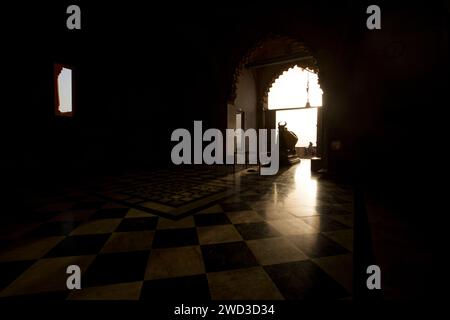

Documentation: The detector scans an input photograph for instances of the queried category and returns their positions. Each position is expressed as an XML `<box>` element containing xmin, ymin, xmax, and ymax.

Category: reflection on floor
<box><xmin>0</xmin><ymin>160</ymin><xmax>353</xmax><ymax>300</ymax></box>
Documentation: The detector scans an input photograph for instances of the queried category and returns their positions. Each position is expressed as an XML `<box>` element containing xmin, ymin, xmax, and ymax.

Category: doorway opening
<box><xmin>268</xmin><ymin>65</ymin><xmax>323</xmax><ymax>158</ymax></box>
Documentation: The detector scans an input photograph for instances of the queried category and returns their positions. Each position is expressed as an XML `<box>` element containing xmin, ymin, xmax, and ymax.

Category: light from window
<box><xmin>236</xmin><ymin>113</ymin><xmax>243</xmax><ymax>150</ymax></box>
<box><xmin>55</xmin><ymin>66</ymin><xmax>73</xmax><ymax>115</ymax></box>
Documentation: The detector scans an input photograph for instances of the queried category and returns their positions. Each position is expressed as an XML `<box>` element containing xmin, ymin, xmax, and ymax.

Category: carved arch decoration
<box><xmin>260</xmin><ymin>63</ymin><xmax>322</xmax><ymax>108</ymax></box>
<box><xmin>228</xmin><ymin>33</ymin><xmax>322</xmax><ymax>104</ymax></box>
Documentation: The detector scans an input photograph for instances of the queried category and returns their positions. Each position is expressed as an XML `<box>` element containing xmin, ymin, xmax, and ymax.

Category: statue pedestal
<box><xmin>281</xmin><ymin>154</ymin><xmax>301</xmax><ymax>166</ymax></box>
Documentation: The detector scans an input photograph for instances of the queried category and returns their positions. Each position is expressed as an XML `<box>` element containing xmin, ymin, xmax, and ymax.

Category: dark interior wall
<box><xmin>338</xmin><ymin>4</ymin><xmax>448</xmax><ymax>195</ymax></box>
<box><xmin>234</xmin><ymin>69</ymin><xmax>257</xmax><ymax>130</ymax></box>
<box><xmin>3</xmin><ymin>2</ymin><xmax>448</xmax><ymax>187</ymax></box>
<box><xmin>4</xmin><ymin>3</ymin><xmax>225</xmax><ymax>173</ymax></box>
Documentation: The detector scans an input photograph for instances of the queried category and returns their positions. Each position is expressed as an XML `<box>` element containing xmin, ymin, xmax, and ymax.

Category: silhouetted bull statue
<box><xmin>278</xmin><ymin>121</ymin><xmax>301</xmax><ymax>165</ymax></box>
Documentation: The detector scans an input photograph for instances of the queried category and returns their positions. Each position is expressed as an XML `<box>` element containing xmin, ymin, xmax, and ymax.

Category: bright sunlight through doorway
<box><xmin>268</xmin><ymin>66</ymin><xmax>322</xmax><ymax>148</ymax></box>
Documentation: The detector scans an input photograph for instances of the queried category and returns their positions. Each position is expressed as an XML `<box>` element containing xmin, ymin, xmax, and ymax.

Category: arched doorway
<box><xmin>268</xmin><ymin>65</ymin><xmax>323</xmax><ymax>158</ymax></box>
<box><xmin>228</xmin><ymin>35</ymin><xmax>325</xmax><ymax>164</ymax></box>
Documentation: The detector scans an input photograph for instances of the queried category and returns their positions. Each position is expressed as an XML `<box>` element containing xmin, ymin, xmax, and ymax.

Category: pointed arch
<box><xmin>228</xmin><ymin>34</ymin><xmax>321</xmax><ymax>104</ymax></box>
<box><xmin>267</xmin><ymin>65</ymin><xmax>323</xmax><ymax>109</ymax></box>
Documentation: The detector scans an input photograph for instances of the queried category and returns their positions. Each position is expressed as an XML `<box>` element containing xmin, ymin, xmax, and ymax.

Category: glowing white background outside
<box><xmin>268</xmin><ymin>66</ymin><xmax>322</xmax><ymax>147</ymax></box>
<box><xmin>57</xmin><ymin>67</ymin><xmax>72</xmax><ymax>113</ymax></box>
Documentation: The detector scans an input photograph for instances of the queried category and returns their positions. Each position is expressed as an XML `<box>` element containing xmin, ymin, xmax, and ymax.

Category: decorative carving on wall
<box><xmin>229</xmin><ymin>34</ymin><xmax>321</xmax><ymax>104</ymax></box>
<box><xmin>260</xmin><ymin>62</ymin><xmax>319</xmax><ymax>108</ymax></box>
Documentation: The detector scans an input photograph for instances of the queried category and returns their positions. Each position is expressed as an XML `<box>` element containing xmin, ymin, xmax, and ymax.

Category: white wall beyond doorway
<box><xmin>276</xmin><ymin>108</ymin><xmax>317</xmax><ymax>147</ymax></box>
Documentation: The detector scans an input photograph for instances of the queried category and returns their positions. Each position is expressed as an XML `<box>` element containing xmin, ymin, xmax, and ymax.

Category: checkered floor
<box><xmin>0</xmin><ymin>160</ymin><xmax>354</xmax><ymax>300</ymax></box>
<box><xmin>93</xmin><ymin>166</ymin><xmax>240</xmax><ymax>219</ymax></box>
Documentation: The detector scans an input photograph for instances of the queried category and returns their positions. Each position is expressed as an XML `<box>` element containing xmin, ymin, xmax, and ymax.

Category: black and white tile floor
<box><xmin>0</xmin><ymin>160</ymin><xmax>353</xmax><ymax>300</ymax></box>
